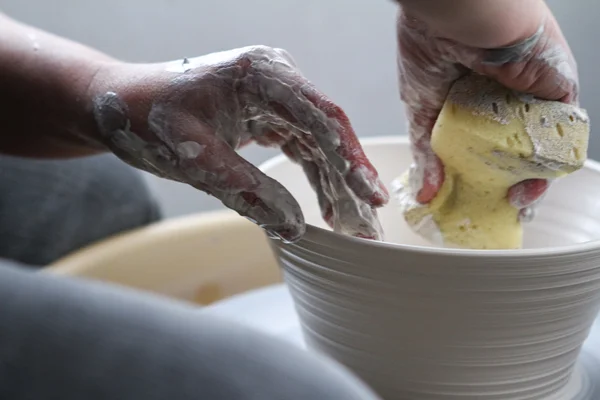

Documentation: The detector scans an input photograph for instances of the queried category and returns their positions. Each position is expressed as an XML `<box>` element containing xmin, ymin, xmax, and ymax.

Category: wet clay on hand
<box><xmin>395</xmin><ymin>74</ymin><xmax>590</xmax><ymax>249</ymax></box>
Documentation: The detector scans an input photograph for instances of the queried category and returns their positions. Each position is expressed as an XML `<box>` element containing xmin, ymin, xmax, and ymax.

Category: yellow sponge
<box><xmin>398</xmin><ymin>74</ymin><xmax>590</xmax><ymax>249</ymax></box>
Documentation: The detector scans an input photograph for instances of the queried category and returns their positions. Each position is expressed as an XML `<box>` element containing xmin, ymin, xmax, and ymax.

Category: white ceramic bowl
<box><xmin>260</xmin><ymin>136</ymin><xmax>600</xmax><ymax>400</ymax></box>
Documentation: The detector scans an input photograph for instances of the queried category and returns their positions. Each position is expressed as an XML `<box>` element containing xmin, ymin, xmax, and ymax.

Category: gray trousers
<box><xmin>0</xmin><ymin>155</ymin><xmax>379</xmax><ymax>399</ymax></box>
<box><xmin>0</xmin><ymin>154</ymin><xmax>161</xmax><ymax>267</ymax></box>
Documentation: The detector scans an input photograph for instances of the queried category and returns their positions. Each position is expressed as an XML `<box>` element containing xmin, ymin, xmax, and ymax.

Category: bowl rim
<box><xmin>259</xmin><ymin>135</ymin><xmax>600</xmax><ymax>258</ymax></box>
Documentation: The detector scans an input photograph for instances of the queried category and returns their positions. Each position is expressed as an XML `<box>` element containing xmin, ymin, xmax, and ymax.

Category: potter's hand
<box><xmin>90</xmin><ymin>46</ymin><xmax>388</xmax><ymax>242</ymax></box>
<box><xmin>396</xmin><ymin>0</ymin><xmax>577</xmax><ymax>219</ymax></box>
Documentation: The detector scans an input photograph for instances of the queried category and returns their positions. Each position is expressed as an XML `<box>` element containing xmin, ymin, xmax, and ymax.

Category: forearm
<box><xmin>0</xmin><ymin>13</ymin><xmax>116</xmax><ymax>157</ymax></box>
<box><xmin>396</xmin><ymin>0</ymin><xmax>546</xmax><ymax>48</ymax></box>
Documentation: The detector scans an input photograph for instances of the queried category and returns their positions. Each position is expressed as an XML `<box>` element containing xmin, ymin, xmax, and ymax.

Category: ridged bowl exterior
<box><xmin>262</xmin><ymin>137</ymin><xmax>600</xmax><ymax>400</ymax></box>
<box><xmin>273</xmin><ymin>237</ymin><xmax>600</xmax><ymax>399</ymax></box>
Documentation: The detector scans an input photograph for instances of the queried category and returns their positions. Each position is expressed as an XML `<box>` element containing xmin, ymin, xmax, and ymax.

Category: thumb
<box><xmin>160</xmin><ymin>115</ymin><xmax>306</xmax><ymax>243</ymax></box>
<box><xmin>189</xmin><ymin>142</ymin><xmax>306</xmax><ymax>243</ymax></box>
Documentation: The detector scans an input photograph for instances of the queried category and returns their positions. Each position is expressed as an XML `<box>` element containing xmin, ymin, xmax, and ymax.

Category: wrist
<box><xmin>399</xmin><ymin>0</ymin><xmax>547</xmax><ymax>48</ymax></box>
<box><xmin>86</xmin><ymin>61</ymin><xmax>167</xmax><ymax>146</ymax></box>
<box><xmin>84</xmin><ymin>60</ymin><xmax>128</xmax><ymax>145</ymax></box>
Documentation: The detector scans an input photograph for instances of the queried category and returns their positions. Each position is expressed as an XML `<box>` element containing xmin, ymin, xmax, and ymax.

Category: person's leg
<box><xmin>0</xmin><ymin>261</ymin><xmax>380</xmax><ymax>400</ymax></box>
<box><xmin>0</xmin><ymin>154</ymin><xmax>161</xmax><ymax>266</ymax></box>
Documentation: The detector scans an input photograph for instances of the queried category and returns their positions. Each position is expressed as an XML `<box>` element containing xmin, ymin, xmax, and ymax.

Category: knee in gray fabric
<box><xmin>0</xmin><ymin>154</ymin><xmax>162</xmax><ymax>266</ymax></box>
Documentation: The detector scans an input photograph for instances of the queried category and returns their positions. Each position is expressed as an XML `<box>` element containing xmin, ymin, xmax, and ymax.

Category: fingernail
<box><xmin>373</xmin><ymin>180</ymin><xmax>390</xmax><ymax>205</ymax></box>
<box><xmin>416</xmin><ymin>183</ymin><xmax>437</xmax><ymax>204</ymax></box>
<box><xmin>263</xmin><ymin>223</ymin><xmax>305</xmax><ymax>244</ymax></box>
<box><xmin>508</xmin><ymin>179</ymin><xmax>548</xmax><ymax>208</ymax></box>
<box><xmin>246</xmin><ymin>216</ymin><xmax>300</xmax><ymax>242</ymax></box>
<box><xmin>355</xmin><ymin>233</ymin><xmax>376</xmax><ymax>240</ymax></box>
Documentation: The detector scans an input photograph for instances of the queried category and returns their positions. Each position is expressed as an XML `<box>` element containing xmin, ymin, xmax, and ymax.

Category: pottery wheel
<box><xmin>202</xmin><ymin>284</ymin><xmax>600</xmax><ymax>400</ymax></box>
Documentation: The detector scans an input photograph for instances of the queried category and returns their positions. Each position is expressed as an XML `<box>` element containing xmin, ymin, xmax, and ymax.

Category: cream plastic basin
<box><xmin>47</xmin><ymin>210</ymin><xmax>281</xmax><ymax>305</ymax></box>
<box><xmin>260</xmin><ymin>136</ymin><xmax>600</xmax><ymax>400</ymax></box>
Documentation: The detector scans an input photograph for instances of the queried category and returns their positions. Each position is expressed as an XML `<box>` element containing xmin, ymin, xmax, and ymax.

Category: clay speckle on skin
<box><xmin>177</xmin><ymin>141</ymin><xmax>204</xmax><ymax>159</ymax></box>
<box><xmin>27</xmin><ymin>32</ymin><xmax>39</xmax><ymax>51</ymax></box>
<box><xmin>93</xmin><ymin>92</ymin><xmax>175</xmax><ymax>178</ymax></box>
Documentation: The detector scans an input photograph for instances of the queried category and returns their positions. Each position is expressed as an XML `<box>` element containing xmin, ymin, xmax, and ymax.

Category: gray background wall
<box><xmin>2</xmin><ymin>0</ymin><xmax>595</xmax><ymax>217</ymax></box>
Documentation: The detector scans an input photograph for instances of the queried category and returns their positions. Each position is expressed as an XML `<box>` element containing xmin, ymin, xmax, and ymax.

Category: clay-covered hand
<box><xmin>89</xmin><ymin>46</ymin><xmax>388</xmax><ymax>242</ymax></box>
<box><xmin>396</xmin><ymin>1</ymin><xmax>577</xmax><ymax>220</ymax></box>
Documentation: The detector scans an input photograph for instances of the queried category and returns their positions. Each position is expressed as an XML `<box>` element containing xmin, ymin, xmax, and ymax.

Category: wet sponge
<box><xmin>397</xmin><ymin>74</ymin><xmax>590</xmax><ymax>249</ymax></box>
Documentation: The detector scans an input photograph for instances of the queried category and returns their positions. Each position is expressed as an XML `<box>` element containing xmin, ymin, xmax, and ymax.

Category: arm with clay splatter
<box><xmin>0</xmin><ymin>13</ymin><xmax>388</xmax><ymax>242</ymax></box>
<box><xmin>394</xmin><ymin>0</ymin><xmax>578</xmax><ymax>219</ymax></box>
<box><xmin>0</xmin><ymin>12</ymin><xmax>115</xmax><ymax>157</ymax></box>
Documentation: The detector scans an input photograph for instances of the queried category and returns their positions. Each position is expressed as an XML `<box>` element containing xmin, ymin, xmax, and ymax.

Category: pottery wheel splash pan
<box><xmin>259</xmin><ymin>136</ymin><xmax>600</xmax><ymax>400</ymax></box>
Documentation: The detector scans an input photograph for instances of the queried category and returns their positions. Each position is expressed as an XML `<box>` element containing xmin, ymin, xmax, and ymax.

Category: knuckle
<box><xmin>243</xmin><ymin>45</ymin><xmax>277</xmax><ymax>63</ymax></box>
<box><xmin>273</xmin><ymin>48</ymin><xmax>297</xmax><ymax>67</ymax></box>
<box><xmin>242</xmin><ymin>45</ymin><xmax>296</xmax><ymax>73</ymax></box>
